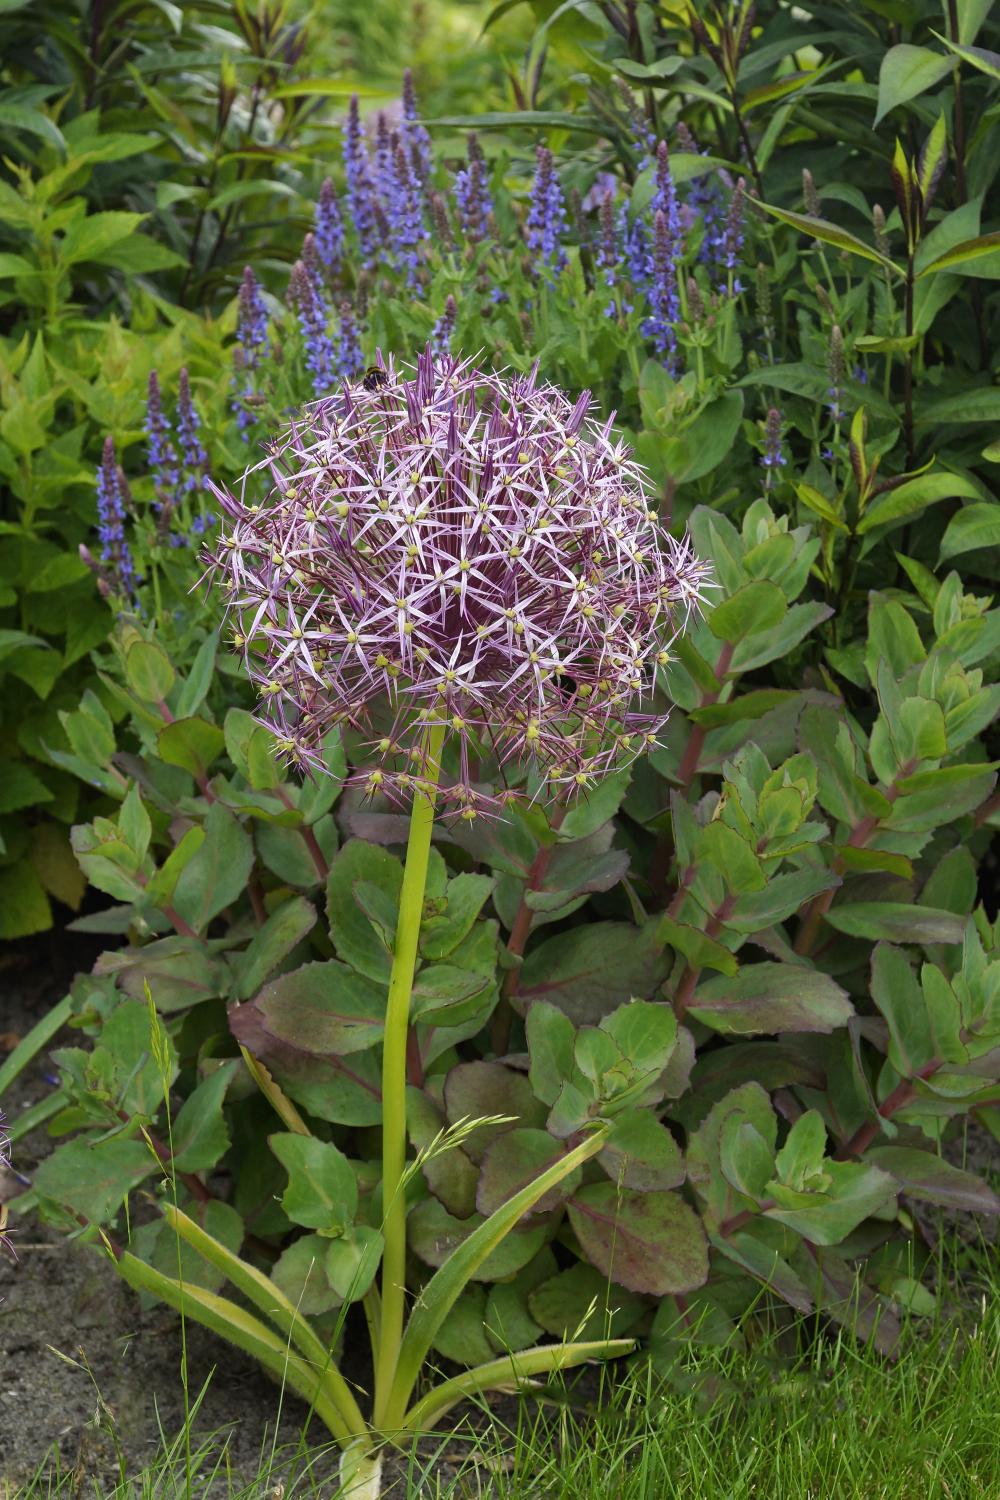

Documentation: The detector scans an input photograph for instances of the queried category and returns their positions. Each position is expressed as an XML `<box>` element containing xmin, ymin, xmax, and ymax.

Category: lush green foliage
<box><xmin>3</xmin><ymin>0</ymin><xmax>1000</xmax><ymax>1472</ymax></box>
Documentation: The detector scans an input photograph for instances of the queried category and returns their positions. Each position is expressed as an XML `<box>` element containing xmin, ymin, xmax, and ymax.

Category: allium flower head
<box><xmin>206</xmin><ymin>350</ymin><xmax>710</xmax><ymax>816</ymax></box>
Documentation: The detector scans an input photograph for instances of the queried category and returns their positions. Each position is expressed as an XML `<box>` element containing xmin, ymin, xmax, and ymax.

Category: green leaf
<box><xmin>477</xmin><ymin>1128</ymin><xmax>582</xmax><ymax>1218</ymax></box>
<box><xmin>230</xmin><ymin>960</ymin><xmax>386</xmax><ymax>1058</ymax></box>
<box><xmin>115</xmin><ymin>1252</ymin><xmax>353</xmax><ymax>1443</ymax></box>
<box><xmin>875</xmin><ymin>45</ymin><xmax>951</xmax><ymax>124</ymax></box>
<box><xmin>325</xmin><ymin>838</ymin><xmax>402</xmax><ymax>981</ymax></box>
<box><xmin>597</xmin><ymin>1111</ymin><xmax>685</xmax><ymax>1192</ymax></box>
<box><xmin>567</xmin><ymin>1185</ymin><xmax>709</xmax><ymax>1296</ymax></box>
<box><xmin>600</xmin><ymin>999</ymin><xmax>677</xmax><ymax>1083</ymax></box>
<box><xmin>657</xmin><ymin>915</ymin><xmax>738</xmax><ymax>976</ymax></box>
<box><xmin>730</xmin><ymin>602</ymin><xmax>834</xmax><ymax>673</ymax></box>
<box><xmin>795</xmin><ymin>483</ymin><xmax>849</xmax><ymax>532</ymax></box>
<box><xmin>917</xmin><ymin>229</ymin><xmax>1000</xmax><ymax>278</ymax></box>
<box><xmin>444</xmin><ymin>1061</ymin><xmax>546</xmax><ymax>1162</ymax></box>
<box><xmin>765</xmin><ymin>1160</ymin><xmax>897</xmax><ymax>1244</ymax></box>
<box><xmin>940</xmin><ymin>503</ymin><xmax>1000</xmax><ymax>561</ymax></box>
<box><xmin>823</xmin><ymin>903</ymin><xmax>966</xmax><ymax>945</ymax></box>
<box><xmin>517</xmin><ymin>921</ymin><xmax>668</xmax><ymax>1026</ymax></box>
<box><xmin>871</xmin><ymin>944</ymin><xmax>963</xmax><ymax>1079</ymax></box>
<box><xmin>408</xmin><ymin>1197</ymin><xmax>548</xmax><ymax>1281</ymax></box>
<box><xmin>526</xmin><ymin>1001</ymin><xmax>577</xmax><ymax>1107</ymax></box>
<box><xmin>172</xmin><ymin>1062</ymin><xmax>238</xmax><ymax>1172</ymax></box>
<box><xmin>34</xmin><ymin>1138</ymin><xmax>155</xmax><ymax>1221</ymax></box>
<box><xmin>934</xmin><ymin>33</ymin><xmax>1000</xmax><ymax>81</ymax></box>
<box><xmin>867</xmin><ymin>1146</ymin><xmax>1000</xmax><ymax>1211</ymax></box>
<box><xmin>528</xmin><ymin>1263</ymin><xmax>645</xmax><ymax>1341</ymax></box>
<box><xmin>708</xmin><ymin>581</ymin><xmax>786</xmax><ymax>644</ymax></box>
<box><xmin>175</xmin><ymin>632</ymin><xmax>219</xmax><ymax>718</ymax></box>
<box><xmin>420</xmin><ymin>873</ymin><xmax>494</xmax><ymax>960</ymax></box>
<box><xmin>157</xmin><ymin>717</ymin><xmax>225</xmax><ymax>781</ymax></box>
<box><xmin>325</xmin><ymin>1225</ymin><xmax>383</xmax><ymax>1302</ymax></box>
<box><xmin>172</xmin><ymin>803</ymin><xmax>253</xmax><ymax>933</ymax></box>
<box><xmin>271</xmin><ymin>1234</ymin><xmax>341</xmax><ymax>1316</ymax></box>
<box><xmin>0</xmin><ymin>760</ymin><xmax>54</xmax><ymax>814</ymax></box>
<box><xmin>753</xmin><ymin>202</ymin><xmax>899</xmax><ymax>274</ymax></box>
<box><xmin>126</xmin><ymin>640</ymin><xmax>176</xmax><ymax>703</ymax></box>
<box><xmin>858</xmin><ymin>472</ymin><xmax>982</xmax><ymax>534</ymax></box>
<box><xmin>59</xmin><ymin>211</ymin><xmax>147</xmax><ymax>266</ymax></box>
<box><xmin>232</xmin><ymin>897</ymin><xmax>317</xmax><ymax>1000</ymax></box>
<box><xmin>270</xmin><ymin>1132</ymin><xmax>357</xmax><ymax>1235</ymax></box>
<box><xmin>688</xmin><ymin>964</ymin><xmax>854</xmax><ymax>1035</ymax></box>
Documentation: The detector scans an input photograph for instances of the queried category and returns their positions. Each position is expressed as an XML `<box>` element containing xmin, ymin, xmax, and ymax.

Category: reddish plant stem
<box><xmin>649</xmin><ymin>641</ymin><xmax>736</xmax><ymax>906</ymax></box>
<box><xmin>835</xmin><ymin>1057</ymin><xmax>942</xmax><ymax>1161</ymax></box>
<box><xmin>675</xmin><ymin>641</ymin><xmax>735</xmax><ymax>791</ymax></box>
<box><xmin>161</xmin><ymin>903</ymin><xmax>199</xmax><ymax>939</ymax></box>
<box><xmin>275</xmin><ymin>786</ymin><xmax>330</xmax><ymax>882</ymax></box>
<box><xmin>671</xmin><ymin>894</ymin><xmax>736</xmax><ymax>1020</ymax></box>
<box><xmin>132</xmin><ymin>1117</ymin><xmax>212</xmax><ymax>1204</ymax></box>
<box><xmin>719</xmin><ymin>1198</ymin><xmax>776</xmax><ymax>1239</ymax></box>
<box><xmin>793</xmin><ymin>771</ymin><xmax>911</xmax><ymax>957</ymax></box>
<box><xmin>247</xmin><ymin>874</ymin><xmax>267</xmax><ymax>925</ymax></box>
<box><xmin>491</xmin><ymin>806</ymin><xmax>567</xmax><ymax>1054</ymax></box>
<box><xmin>974</xmin><ymin>784</ymin><xmax>1000</xmax><ymax>829</ymax></box>
<box><xmin>406</xmin><ymin>1028</ymin><xmax>425</xmax><ymax>1088</ymax></box>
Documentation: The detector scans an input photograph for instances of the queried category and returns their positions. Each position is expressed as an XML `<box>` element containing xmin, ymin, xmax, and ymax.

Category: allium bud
<box><xmin>205</xmin><ymin>350</ymin><xmax>711</xmax><ymax>815</ymax></box>
<box><xmin>873</xmin><ymin>203</ymin><xmax>890</xmax><ymax>258</ymax></box>
<box><xmin>802</xmin><ymin>168</ymin><xmax>821</xmax><ymax>218</ymax></box>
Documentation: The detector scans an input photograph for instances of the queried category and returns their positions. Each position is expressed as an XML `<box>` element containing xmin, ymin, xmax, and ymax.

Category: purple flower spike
<box><xmin>146</xmin><ymin>370</ymin><xmax>179</xmax><ymax>502</ymax></box>
<box><xmin>336</xmin><ymin>299</ymin><xmax>364</xmax><ymax>380</ymax></box>
<box><xmin>178</xmin><ymin>368</ymin><xmax>208</xmax><ymax>492</ymax></box>
<box><xmin>431</xmin><ymin>294</ymin><xmax>457</xmax><ymax>354</ymax></box>
<box><xmin>643</xmin><ymin>209</ymin><xmax>681</xmax><ymax>370</ymax></box>
<box><xmin>205</xmin><ymin>350</ymin><xmax>711</xmax><ymax>818</ymax></box>
<box><xmin>388</xmin><ymin>140</ymin><xmax>426</xmax><ymax>285</ymax></box>
<box><xmin>374</xmin><ymin>113</ymin><xmax>394</xmax><ymax>202</ymax></box>
<box><xmin>315</xmin><ymin>179</ymin><xmax>344</xmax><ymax>273</ymax></box>
<box><xmin>760</xmin><ymin>407</ymin><xmax>787</xmax><ymax>489</ymax></box>
<box><xmin>233</xmin><ymin>267</ymin><xmax>269</xmax><ymax>437</ymax></box>
<box><xmin>721</xmin><ymin>177</ymin><xmax>745</xmax><ymax>292</ymax></box>
<box><xmin>454</xmin><ymin>135</ymin><xmax>493</xmax><ymax>244</ymax></box>
<box><xmin>526</xmin><ymin>144</ymin><xmax>567</xmax><ymax>278</ymax></box>
<box><xmin>402</xmin><ymin>69</ymin><xmax>432</xmax><ymax>183</ymax></box>
<box><xmin>290</xmin><ymin>260</ymin><xmax>335</xmax><ymax>396</ymax></box>
<box><xmin>96</xmin><ymin>436</ymin><xmax>136</xmax><ymax>600</ymax></box>
<box><xmin>344</xmin><ymin>96</ymin><xmax>378</xmax><ymax>260</ymax></box>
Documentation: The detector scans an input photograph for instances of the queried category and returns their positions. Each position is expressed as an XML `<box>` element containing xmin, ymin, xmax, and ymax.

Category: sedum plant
<box><xmin>6</xmin><ymin>434</ymin><xmax>1000</xmax><ymax>1483</ymax></box>
<box><xmin>13</xmin><ymin>353</ymin><xmax>710</xmax><ymax>1497</ymax></box>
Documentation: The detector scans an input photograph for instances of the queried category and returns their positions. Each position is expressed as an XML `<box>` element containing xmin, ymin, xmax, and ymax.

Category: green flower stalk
<box><xmin>112</xmin><ymin>349</ymin><xmax>710</xmax><ymax>1498</ymax></box>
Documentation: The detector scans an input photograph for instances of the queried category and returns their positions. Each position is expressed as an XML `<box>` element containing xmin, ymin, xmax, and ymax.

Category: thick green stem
<box><xmin>373</xmin><ymin>722</ymin><xmax>445</xmax><ymax>1428</ymax></box>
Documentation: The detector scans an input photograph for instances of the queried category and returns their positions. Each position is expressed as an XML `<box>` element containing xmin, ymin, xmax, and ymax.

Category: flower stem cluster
<box><xmin>206</xmin><ymin>350</ymin><xmax>710</xmax><ymax>816</ymax></box>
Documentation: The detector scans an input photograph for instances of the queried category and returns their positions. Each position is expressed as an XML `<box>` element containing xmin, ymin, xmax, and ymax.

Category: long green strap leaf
<box><xmin>115</xmin><ymin>1251</ymin><xmax>354</xmax><ymax>1445</ymax></box>
<box><xmin>0</xmin><ymin>995</ymin><xmax>72</xmax><ymax>1100</ymax></box>
<box><xmin>401</xmin><ymin>1336</ymin><xmax>635</xmax><ymax>1434</ymax></box>
<box><xmin>162</xmin><ymin>1204</ymin><xmax>367</xmax><ymax>1437</ymax></box>
<box><xmin>386</xmin><ymin>1127</ymin><xmax>608</xmax><ymax>1427</ymax></box>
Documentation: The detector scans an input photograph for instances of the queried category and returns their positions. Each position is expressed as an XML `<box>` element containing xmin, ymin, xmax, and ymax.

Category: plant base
<box><xmin>339</xmin><ymin>1439</ymin><xmax>384</xmax><ymax>1499</ymax></box>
